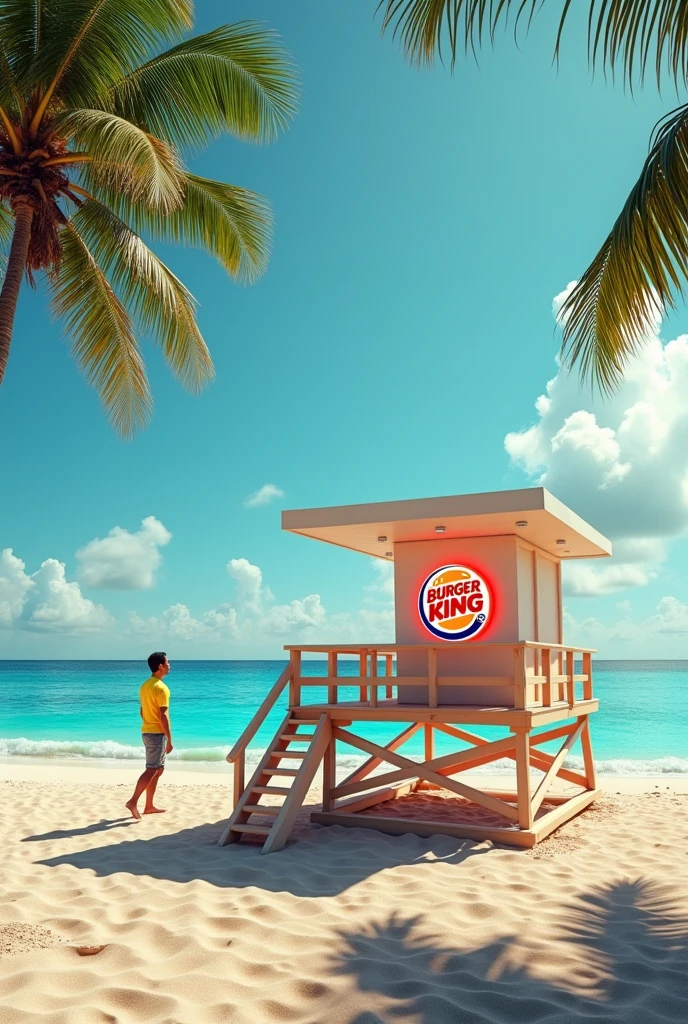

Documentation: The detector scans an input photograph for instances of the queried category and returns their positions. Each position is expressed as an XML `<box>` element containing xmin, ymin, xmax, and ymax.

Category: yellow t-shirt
<box><xmin>140</xmin><ymin>677</ymin><xmax>170</xmax><ymax>734</ymax></box>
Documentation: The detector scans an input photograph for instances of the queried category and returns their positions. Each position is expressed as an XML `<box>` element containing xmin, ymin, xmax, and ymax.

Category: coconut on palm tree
<box><xmin>0</xmin><ymin>0</ymin><xmax>297</xmax><ymax>436</ymax></box>
<box><xmin>379</xmin><ymin>0</ymin><xmax>688</xmax><ymax>391</ymax></box>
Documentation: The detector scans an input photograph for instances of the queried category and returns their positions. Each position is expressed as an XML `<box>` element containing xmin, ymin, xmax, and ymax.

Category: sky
<box><xmin>2</xmin><ymin>1</ymin><xmax>688</xmax><ymax>659</ymax></box>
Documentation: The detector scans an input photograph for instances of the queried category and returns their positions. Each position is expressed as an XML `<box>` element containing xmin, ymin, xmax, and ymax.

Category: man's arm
<box><xmin>158</xmin><ymin>706</ymin><xmax>173</xmax><ymax>752</ymax></box>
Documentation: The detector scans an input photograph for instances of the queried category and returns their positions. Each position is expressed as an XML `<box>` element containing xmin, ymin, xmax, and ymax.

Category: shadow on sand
<box><xmin>36</xmin><ymin>817</ymin><xmax>492</xmax><ymax>897</ymax></box>
<box><xmin>23</xmin><ymin>817</ymin><xmax>135</xmax><ymax>842</ymax></box>
<box><xmin>330</xmin><ymin>879</ymin><xmax>688</xmax><ymax>1023</ymax></box>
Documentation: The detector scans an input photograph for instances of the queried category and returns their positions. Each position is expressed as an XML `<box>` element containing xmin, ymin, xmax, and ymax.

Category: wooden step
<box><xmin>244</xmin><ymin>804</ymin><xmax>280</xmax><ymax>815</ymax></box>
<box><xmin>270</xmin><ymin>750</ymin><xmax>307</xmax><ymax>759</ymax></box>
<box><xmin>252</xmin><ymin>785</ymin><xmax>291</xmax><ymax>795</ymax></box>
<box><xmin>265</xmin><ymin>767</ymin><xmax>300</xmax><ymax>777</ymax></box>
<box><xmin>279</xmin><ymin>733</ymin><xmax>315</xmax><ymax>741</ymax></box>
<box><xmin>290</xmin><ymin>719</ymin><xmax>320</xmax><ymax>725</ymax></box>
<box><xmin>230</xmin><ymin>823</ymin><xmax>271</xmax><ymax>835</ymax></box>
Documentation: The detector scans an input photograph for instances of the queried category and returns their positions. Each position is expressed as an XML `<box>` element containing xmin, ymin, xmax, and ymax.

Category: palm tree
<box><xmin>0</xmin><ymin>1</ymin><xmax>297</xmax><ymax>436</ymax></box>
<box><xmin>379</xmin><ymin>1</ymin><xmax>688</xmax><ymax>391</ymax></box>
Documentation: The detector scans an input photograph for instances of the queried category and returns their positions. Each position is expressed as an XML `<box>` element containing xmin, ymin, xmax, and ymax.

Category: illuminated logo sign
<box><xmin>418</xmin><ymin>564</ymin><xmax>491</xmax><ymax>641</ymax></box>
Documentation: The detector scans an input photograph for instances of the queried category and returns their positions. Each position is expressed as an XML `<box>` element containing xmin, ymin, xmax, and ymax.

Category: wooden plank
<box><xmin>513</xmin><ymin>647</ymin><xmax>526</xmax><ymax>710</ymax></box>
<box><xmin>385</xmin><ymin>654</ymin><xmax>394</xmax><ymax>699</ymax></box>
<box><xmin>427</xmin><ymin>647</ymin><xmax>437</xmax><ymax>708</ymax></box>
<box><xmin>310</xmin><ymin>811</ymin><xmax>536</xmax><ymax>848</ymax></box>
<box><xmin>532</xmin><ymin>788</ymin><xmax>599</xmax><ymax>842</ymax></box>
<box><xmin>231</xmin><ymin>823</ymin><xmax>271</xmax><ymax>836</ymax></box>
<box><xmin>261</xmin><ymin>714</ymin><xmax>332</xmax><ymax>854</ymax></box>
<box><xmin>530</xmin><ymin>719</ymin><xmax>585</xmax><ymax>815</ymax></box>
<box><xmin>218</xmin><ymin>711</ymin><xmax>292</xmax><ymax>846</ymax></box>
<box><xmin>232</xmin><ymin>756</ymin><xmax>245</xmax><ymax>810</ymax></box>
<box><xmin>541</xmin><ymin>648</ymin><xmax>552</xmax><ymax>707</ymax></box>
<box><xmin>327</xmin><ymin>651</ymin><xmax>338</xmax><ymax>705</ymax></box>
<box><xmin>437</xmin><ymin>676</ymin><xmax>513</xmax><ymax>687</ymax></box>
<box><xmin>332</xmin><ymin>781</ymin><xmax>416</xmax><ymax>814</ymax></box>
<box><xmin>580</xmin><ymin>715</ymin><xmax>597</xmax><ymax>790</ymax></box>
<box><xmin>284</xmin><ymin>642</ymin><xmax>598</xmax><ymax>653</ymax></box>
<box><xmin>289</xmin><ymin>650</ymin><xmax>301</xmax><ymax>707</ymax></box>
<box><xmin>514</xmin><ymin>729</ymin><xmax>533</xmax><ymax>829</ymax></box>
<box><xmin>332</xmin><ymin>728</ymin><xmax>519</xmax><ymax>821</ymax></box>
<box><xmin>583</xmin><ymin>652</ymin><xmax>593</xmax><ymax>700</ymax></box>
<box><xmin>566</xmin><ymin>649</ymin><xmax>575</xmax><ymax>708</ymax></box>
<box><xmin>322</xmin><ymin>736</ymin><xmax>336</xmax><ymax>812</ymax></box>
<box><xmin>424</xmin><ymin>723</ymin><xmax>434</xmax><ymax>761</ymax></box>
<box><xmin>359</xmin><ymin>649</ymin><xmax>368</xmax><ymax>703</ymax></box>
<box><xmin>530</xmin><ymin>722</ymin><xmax>582</xmax><ymax>746</ymax></box>
<box><xmin>226</xmin><ymin>664</ymin><xmax>291</xmax><ymax>764</ymax></box>
<box><xmin>370</xmin><ymin>650</ymin><xmax>378</xmax><ymax>708</ymax></box>
<box><xmin>338</xmin><ymin>722</ymin><xmax>423</xmax><ymax>788</ymax></box>
<box><xmin>332</xmin><ymin>733</ymin><xmax>518</xmax><ymax>800</ymax></box>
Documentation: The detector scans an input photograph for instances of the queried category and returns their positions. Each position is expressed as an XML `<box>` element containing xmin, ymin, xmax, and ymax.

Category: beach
<box><xmin>1</xmin><ymin>761</ymin><xmax>687</xmax><ymax>1024</ymax></box>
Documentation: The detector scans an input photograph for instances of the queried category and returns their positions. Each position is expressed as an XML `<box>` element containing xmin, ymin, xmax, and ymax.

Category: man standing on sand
<box><xmin>126</xmin><ymin>652</ymin><xmax>173</xmax><ymax>820</ymax></box>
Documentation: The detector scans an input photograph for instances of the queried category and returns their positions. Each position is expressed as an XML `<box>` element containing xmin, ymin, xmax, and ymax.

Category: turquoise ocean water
<box><xmin>1</xmin><ymin>660</ymin><xmax>687</xmax><ymax>775</ymax></box>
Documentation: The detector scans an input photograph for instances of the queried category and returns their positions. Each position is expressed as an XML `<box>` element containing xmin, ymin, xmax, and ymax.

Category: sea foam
<box><xmin>1</xmin><ymin>736</ymin><xmax>687</xmax><ymax>775</ymax></box>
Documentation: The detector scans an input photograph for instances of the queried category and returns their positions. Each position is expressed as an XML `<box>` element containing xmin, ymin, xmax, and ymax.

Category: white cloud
<box><xmin>0</xmin><ymin>549</ymin><xmax>34</xmax><ymax>627</ymax></box>
<box><xmin>1</xmin><ymin>548</ymin><xmax>113</xmax><ymax>634</ymax></box>
<box><xmin>563</xmin><ymin>563</ymin><xmax>652</xmax><ymax>598</ymax></box>
<box><xmin>129</xmin><ymin>557</ymin><xmax>393</xmax><ymax>648</ymax></box>
<box><xmin>505</xmin><ymin>286</ymin><xmax>688</xmax><ymax>593</ymax></box>
<box><xmin>565</xmin><ymin>594</ymin><xmax>688</xmax><ymax>647</ymax></box>
<box><xmin>243</xmin><ymin>484</ymin><xmax>285</xmax><ymax>508</ymax></box>
<box><xmin>76</xmin><ymin>516</ymin><xmax>171</xmax><ymax>590</ymax></box>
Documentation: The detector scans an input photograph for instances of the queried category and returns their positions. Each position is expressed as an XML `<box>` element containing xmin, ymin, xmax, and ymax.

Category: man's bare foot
<box><xmin>143</xmin><ymin>806</ymin><xmax>166</xmax><ymax>814</ymax></box>
<box><xmin>125</xmin><ymin>799</ymin><xmax>141</xmax><ymax>820</ymax></box>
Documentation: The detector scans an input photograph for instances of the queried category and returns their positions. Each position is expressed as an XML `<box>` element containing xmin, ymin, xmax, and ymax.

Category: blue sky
<box><xmin>2</xmin><ymin>1</ymin><xmax>688</xmax><ymax>658</ymax></box>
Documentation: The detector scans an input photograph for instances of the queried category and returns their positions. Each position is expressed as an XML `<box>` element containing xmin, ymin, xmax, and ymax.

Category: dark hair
<box><xmin>147</xmin><ymin>651</ymin><xmax>167</xmax><ymax>673</ymax></box>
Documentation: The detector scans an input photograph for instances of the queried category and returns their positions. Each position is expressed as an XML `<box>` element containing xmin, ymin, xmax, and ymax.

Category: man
<box><xmin>126</xmin><ymin>652</ymin><xmax>173</xmax><ymax>820</ymax></box>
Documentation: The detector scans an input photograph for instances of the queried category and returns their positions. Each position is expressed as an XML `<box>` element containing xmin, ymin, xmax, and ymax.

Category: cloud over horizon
<box><xmin>504</xmin><ymin>284</ymin><xmax>688</xmax><ymax>595</ymax></box>
<box><xmin>0</xmin><ymin>548</ymin><xmax>112</xmax><ymax>634</ymax></box>
<box><xmin>76</xmin><ymin>516</ymin><xmax>172</xmax><ymax>590</ymax></box>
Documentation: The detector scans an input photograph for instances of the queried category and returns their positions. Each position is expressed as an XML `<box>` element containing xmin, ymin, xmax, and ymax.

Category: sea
<box><xmin>1</xmin><ymin>660</ymin><xmax>687</xmax><ymax>776</ymax></box>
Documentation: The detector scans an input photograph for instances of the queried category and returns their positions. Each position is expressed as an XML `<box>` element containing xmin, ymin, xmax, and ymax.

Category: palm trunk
<box><xmin>0</xmin><ymin>202</ymin><xmax>34</xmax><ymax>387</ymax></box>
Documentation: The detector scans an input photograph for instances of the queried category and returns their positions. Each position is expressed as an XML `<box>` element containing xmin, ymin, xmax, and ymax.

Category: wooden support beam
<box><xmin>565</xmin><ymin>650</ymin><xmax>574</xmax><ymax>708</ymax></box>
<box><xmin>583</xmin><ymin>652</ymin><xmax>593</xmax><ymax>700</ymax></box>
<box><xmin>532</xmin><ymin>788</ymin><xmax>599</xmax><ymax>842</ymax></box>
<box><xmin>338</xmin><ymin>722</ymin><xmax>423</xmax><ymax>788</ymax></box>
<box><xmin>322</xmin><ymin>735</ymin><xmax>336</xmax><ymax>811</ymax></box>
<box><xmin>580</xmin><ymin>715</ymin><xmax>597</xmax><ymax>790</ymax></box>
<box><xmin>542</xmin><ymin>648</ymin><xmax>552</xmax><ymax>707</ymax></box>
<box><xmin>359</xmin><ymin>649</ymin><xmax>368</xmax><ymax>703</ymax></box>
<box><xmin>427</xmin><ymin>648</ymin><xmax>438</xmax><ymax>708</ymax></box>
<box><xmin>424</xmin><ymin>723</ymin><xmax>434</xmax><ymax>762</ymax></box>
<box><xmin>513</xmin><ymin>646</ymin><xmax>526</xmax><ymax>710</ymax></box>
<box><xmin>332</xmin><ymin>780</ymin><xmax>416</xmax><ymax>814</ymax></box>
<box><xmin>233</xmin><ymin>756</ymin><xmax>245</xmax><ymax>810</ymax></box>
<box><xmin>327</xmin><ymin>651</ymin><xmax>338</xmax><ymax>705</ymax></box>
<box><xmin>385</xmin><ymin>654</ymin><xmax>394</xmax><ymax>699</ymax></box>
<box><xmin>332</xmin><ymin>733</ymin><xmax>518</xmax><ymax>800</ymax></box>
<box><xmin>530</xmin><ymin>719</ymin><xmax>585</xmax><ymax>816</ymax></box>
<box><xmin>311</xmin><ymin>810</ymin><xmax>536</xmax><ymax>848</ymax></box>
<box><xmin>514</xmin><ymin>729</ymin><xmax>533</xmax><ymax>829</ymax></box>
<box><xmin>289</xmin><ymin>650</ymin><xmax>301</xmax><ymax>707</ymax></box>
<box><xmin>332</xmin><ymin>727</ymin><xmax>519</xmax><ymax>821</ymax></box>
<box><xmin>370</xmin><ymin>650</ymin><xmax>378</xmax><ymax>708</ymax></box>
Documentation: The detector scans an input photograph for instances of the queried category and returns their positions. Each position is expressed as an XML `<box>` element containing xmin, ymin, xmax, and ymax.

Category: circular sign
<box><xmin>418</xmin><ymin>564</ymin><xmax>491</xmax><ymax>641</ymax></box>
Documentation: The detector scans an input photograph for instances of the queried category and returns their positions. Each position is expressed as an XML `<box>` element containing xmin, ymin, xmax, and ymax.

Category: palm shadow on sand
<box><xmin>331</xmin><ymin>879</ymin><xmax>688</xmax><ymax>1024</ymax></box>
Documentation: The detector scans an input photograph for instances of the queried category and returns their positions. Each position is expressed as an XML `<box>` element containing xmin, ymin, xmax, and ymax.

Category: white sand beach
<box><xmin>1</xmin><ymin>761</ymin><xmax>687</xmax><ymax>1024</ymax></box>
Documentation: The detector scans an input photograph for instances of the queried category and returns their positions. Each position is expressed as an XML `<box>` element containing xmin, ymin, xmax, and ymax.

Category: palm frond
<box><xmin>50</xmin><ymin>217</ymin><xmax>152</xmax><ymax>437</ymax></box>
<box><xmin>98</xmin><ymin>172</ymin><xmax>272</xmax><ymax>282</ymax></box>
<box><xmin>0</xmin><ymin>0</ymin><xmax>44</xmax><ymax>65</ymax></box>
<box><xmin>559</xmin><ymin>102</ymin><xmax>688</xmax><ymax>391</ymax></box>
<box><xmin>62</xmin><ymin>108</ymin><xmax>184</xmax><ymax>212</ymax></box>
<box><xmin>379</xmin><ymin>1</ymin><xmax>688</xmax><ymax>87</ymax></box>
<box><xmin>72</xmin><ymin>197</ymin><xmax>214</xmax><ymax>392</ymax></box>
<box><xmin>110</xmin><ymin>22</ymin><xmax>298</xmax><ymax>149</ymax></box>
<box><xmin>27</xmin><ymin>0</ymin><xmax>193</xmax><ymax>118</ymax></box>
<box><xmin>0</xmin><ymin>201</ymin><xmax>14</xmax><ymax>249</ymax></box>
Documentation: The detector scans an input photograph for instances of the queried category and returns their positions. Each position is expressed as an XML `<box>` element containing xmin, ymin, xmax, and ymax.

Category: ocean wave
<box><xmin>1</xmin><ymin>737</ymin><xmax>687</xmax><ymax>775</ymax></box>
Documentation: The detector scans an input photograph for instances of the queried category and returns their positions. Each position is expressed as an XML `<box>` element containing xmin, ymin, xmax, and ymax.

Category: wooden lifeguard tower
<box><xmin>218</xmin><ymin>487</ymin><xmax>611</xmax><ymax>853</ymax></box>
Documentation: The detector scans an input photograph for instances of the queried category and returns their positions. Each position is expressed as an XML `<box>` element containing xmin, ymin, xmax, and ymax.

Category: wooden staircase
<box><xmin>217</xmin><ymin>712</ymin><xmax>331</xmax><ymax>854</ymax></box>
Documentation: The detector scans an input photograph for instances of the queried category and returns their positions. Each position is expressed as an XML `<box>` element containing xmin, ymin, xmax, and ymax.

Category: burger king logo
<box><xmin>418</xmin><ymin>564</ymin><xmax>491</xmax><ymax>641</ymax></box>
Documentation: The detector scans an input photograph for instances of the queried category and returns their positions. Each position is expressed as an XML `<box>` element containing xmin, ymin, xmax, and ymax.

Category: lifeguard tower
<box><xmin>218</xmin><ymin>488</ymin><xmax>611</xmax><ymax>853</ymax></box>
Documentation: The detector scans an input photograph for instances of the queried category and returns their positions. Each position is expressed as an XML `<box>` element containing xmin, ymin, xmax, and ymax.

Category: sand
<box><xmin>1</xmin><ymin>762</ymin><xmax>687</xmax><ymax>1024</ymax></box>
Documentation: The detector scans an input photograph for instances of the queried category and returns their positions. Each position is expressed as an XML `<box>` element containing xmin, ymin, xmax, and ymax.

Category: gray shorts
<box><xmin>142</xmin><ymin>733</ymin><xmax>166</xmax><ymax>770</ymax></box>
